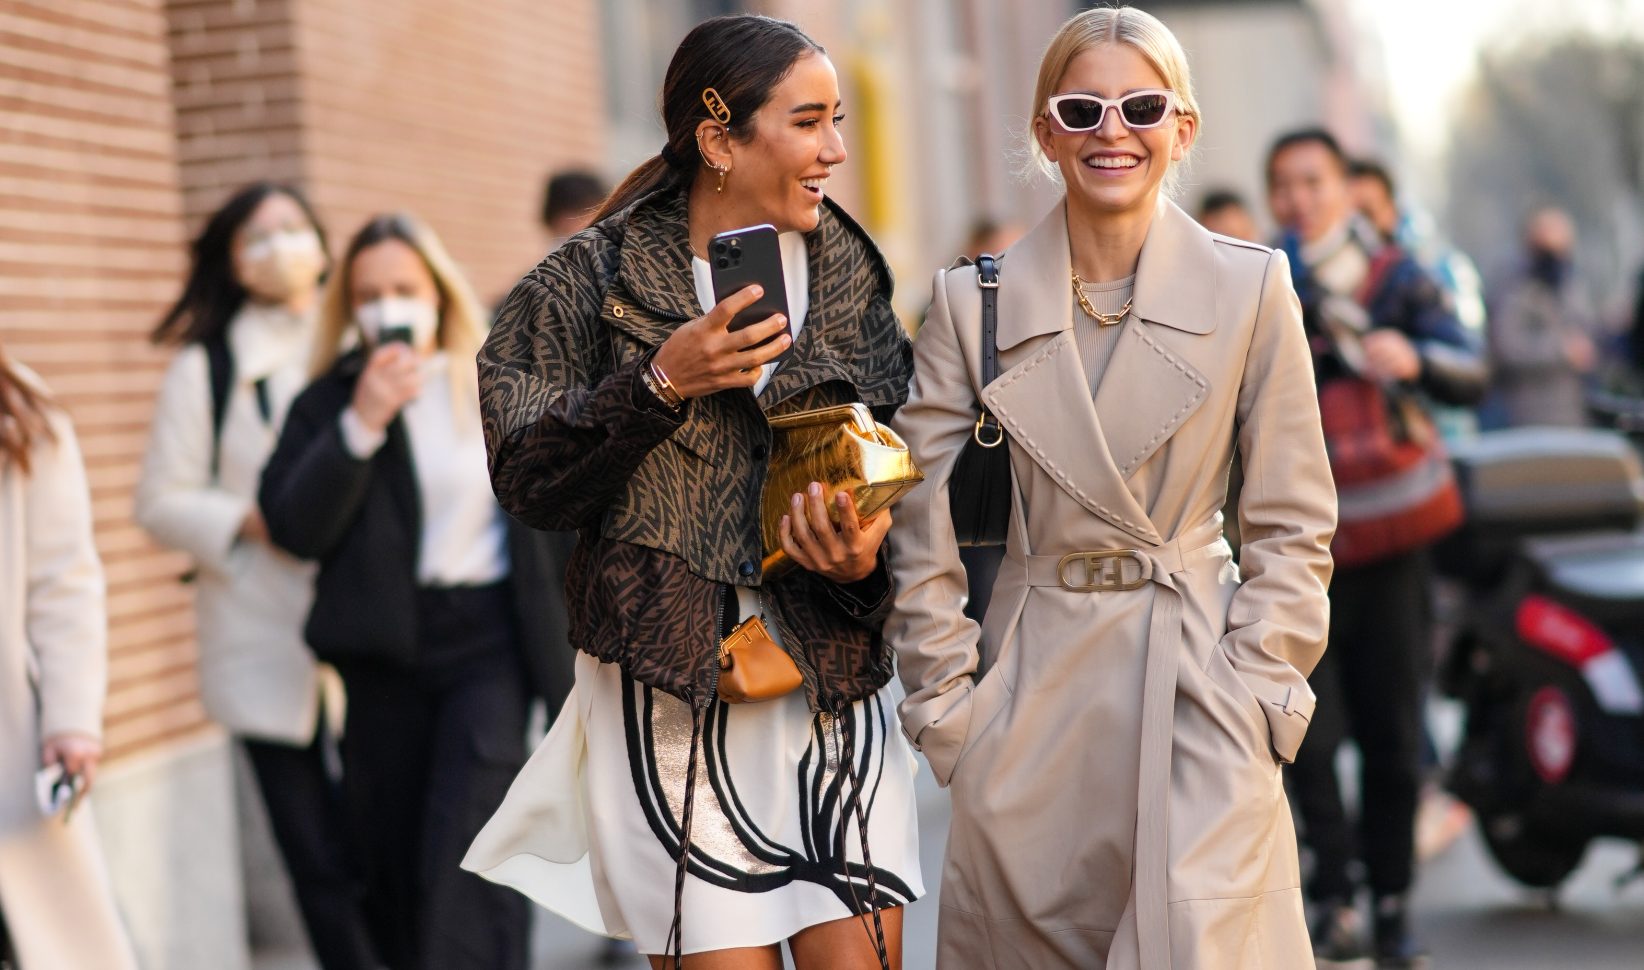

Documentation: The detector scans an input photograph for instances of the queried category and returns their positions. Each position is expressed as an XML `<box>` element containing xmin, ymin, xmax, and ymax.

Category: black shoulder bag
<box><xmin>948</xmin><ymin>254</ymin><xmax>1011</xmax><ymax>547</ymax></box>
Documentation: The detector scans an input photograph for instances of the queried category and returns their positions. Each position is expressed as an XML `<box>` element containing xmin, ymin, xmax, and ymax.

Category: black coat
<box><xmin>259</xmin><ymin>351</ymin><xmax>574</xmax><ymax>714</ymax></box>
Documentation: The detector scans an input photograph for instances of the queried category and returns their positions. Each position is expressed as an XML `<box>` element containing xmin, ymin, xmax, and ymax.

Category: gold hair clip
<box><xmin>701</xmin><ymin>87</ymin><xmax>732</xmax><ymax>125</ymax></box>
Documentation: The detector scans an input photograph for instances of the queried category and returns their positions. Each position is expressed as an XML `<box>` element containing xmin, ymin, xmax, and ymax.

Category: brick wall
<box><xmin>166</xmin><ymin>0</ymin><xmax>305</xmax><ymax>229</ymax></box>
<box><xmin>1</xmin><ymin>0</ymin><xmax>606</xmax><ymax>765</ymax></box>
<box><xmin>0</xmin><ymin>0</ymin><xmax>205</xmax><ymax>759</ymax></box>
<box><xmin>290</xmin><ymin>0</ymin><xmax>605</xmax><ymax>301</ymax></box>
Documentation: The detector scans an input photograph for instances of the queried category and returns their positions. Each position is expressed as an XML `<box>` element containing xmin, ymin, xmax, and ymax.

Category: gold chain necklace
<box><xmin>1071</xmin><ymin>270</ymin><xmax>1134</xmax><ymax>327</ymax></box>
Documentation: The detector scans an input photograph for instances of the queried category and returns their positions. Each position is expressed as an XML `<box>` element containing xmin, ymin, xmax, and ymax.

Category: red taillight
<box><xmin>1515</xmin><ymin>595</ymin><xmax>1614</xmax><ymax>667</ymax></box>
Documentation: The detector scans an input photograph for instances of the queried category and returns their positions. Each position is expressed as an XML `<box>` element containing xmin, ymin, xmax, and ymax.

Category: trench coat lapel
<box><xmin>1091</xmin><ymin>200</ymin><xmax>1215</xmax><ymax>480</ymax></box>
<box><xmin>980</xmin><ymin>202</ymin><xmax>1162</xmax><ymax>544</ymax></box>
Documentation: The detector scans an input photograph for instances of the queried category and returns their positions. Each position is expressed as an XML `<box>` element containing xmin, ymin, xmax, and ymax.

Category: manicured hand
<box><xmin>781</xmin><ymin>485</ymin><xmax>891</xmax><ymax>584</ymax></box>
<box><xmin>650</xmin><ymin>285</ymin><xmax>791</xmax><ymax>399</ymax></box>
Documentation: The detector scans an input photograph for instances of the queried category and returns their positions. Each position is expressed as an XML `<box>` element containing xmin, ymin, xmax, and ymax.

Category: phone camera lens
<box><xmin>716</xmin><ymin>257</ymin><xmax>730</xmax><ymax>269</ymax></box>
<box><xmin>712</xmin><ymin>241</ymin><xmax>727</xmax><ymax>254</ymax></box>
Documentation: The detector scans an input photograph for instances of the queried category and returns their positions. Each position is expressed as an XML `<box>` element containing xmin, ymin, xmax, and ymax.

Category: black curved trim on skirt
<box><xmin>619</xmin><ymin>672</ymin><xmax>910</xmax><ymax>963</ymax></box>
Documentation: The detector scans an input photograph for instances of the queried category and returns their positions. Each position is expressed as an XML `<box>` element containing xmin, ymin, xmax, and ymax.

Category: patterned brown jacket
<box><xmin>478</xmin><ymin>187</ymin><xmax>914</xmax><ymax>711</ymax></box>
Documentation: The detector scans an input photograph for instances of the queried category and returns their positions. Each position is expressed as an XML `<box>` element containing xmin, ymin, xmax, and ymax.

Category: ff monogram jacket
<box><xmin>478</xmin><ymin>187</ymin><xmax>913</xmax><ymax>710</ymax></box>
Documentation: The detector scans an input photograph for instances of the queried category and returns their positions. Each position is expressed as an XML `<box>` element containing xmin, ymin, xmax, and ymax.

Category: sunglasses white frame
<box><xmin>1045</xmin><ymin>90</ymin><xmax>1183</xmax><ymax>133</ymax></box>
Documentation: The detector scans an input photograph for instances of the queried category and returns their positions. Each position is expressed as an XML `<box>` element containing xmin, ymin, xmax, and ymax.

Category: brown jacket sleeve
<box><xmin>478</xmin><ymin>235</ymin><xmax>686</xmax><ymax>532</ymax></box>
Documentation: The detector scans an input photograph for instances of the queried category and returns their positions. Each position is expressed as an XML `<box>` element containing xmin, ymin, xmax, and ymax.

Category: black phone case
<box><xmin>709</xmin><ymin>224</ymin><xmax>791</xmax><ymax>365</ymax></box>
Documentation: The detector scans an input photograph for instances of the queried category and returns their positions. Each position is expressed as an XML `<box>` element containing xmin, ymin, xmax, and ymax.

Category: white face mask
<box><xmin>238</xmin><ymin>229</ymin><xmax>324</xmax><ymax>302</ymax></box>
<box><xmin>355</xmin><ymin>296</ymin><xmax>440</xmax><ymax>350</ymax></box>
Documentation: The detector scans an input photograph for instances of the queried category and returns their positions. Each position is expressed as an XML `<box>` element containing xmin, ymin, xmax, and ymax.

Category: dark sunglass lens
<box><xmin>1055</xmin><ymin>98</ymin><xmax>1104</xmax><ymax>131</ymax></box>
<box><xmin>1121</xmin><ymin>94</ymin><xmax>1169</xmax><ymax>127</ymax></box>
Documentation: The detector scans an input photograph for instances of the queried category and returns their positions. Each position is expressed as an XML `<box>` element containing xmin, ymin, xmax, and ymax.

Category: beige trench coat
<box><xmin>0</xmin><ymin>368</ymin><xmax>138</xmax><ymax>969</ymax></box>
<box><xmin>887</xmin><ymin>199</ymin><xmax>1336</xmax><ymax>969</ymax></box>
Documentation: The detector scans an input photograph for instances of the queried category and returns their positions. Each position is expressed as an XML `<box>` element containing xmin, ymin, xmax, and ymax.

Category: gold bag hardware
<box><xmin>759</xmin><ymin>403</ymin><xmax>925</xmax><ymax>577</ymax></box>
<box><xmin>718</xmin><ymin>615</ymin><xmax>802</xmax><ymax>703</ymax></box>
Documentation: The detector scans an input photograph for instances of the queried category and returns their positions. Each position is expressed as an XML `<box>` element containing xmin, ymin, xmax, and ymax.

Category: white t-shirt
<box><xmin>690</xmin><ymin>231</ymin><xmax>810</xmax><ymax>396</ymax></box>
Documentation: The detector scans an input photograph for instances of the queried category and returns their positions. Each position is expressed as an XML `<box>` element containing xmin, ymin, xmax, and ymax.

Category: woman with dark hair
<box><xmin>0</xmin><ymin>340</ymin><xmax>139</xmax><ymax>970</ymax></box>
<box><xmin>463</xmin><ymin>14</ymin><xmax>921</xmax><ymax>970</ymax></box>
<box><xmin>134</xmin><ymin>184</ymin><xmax>378</xmax><ymax>969</ymax></box>
<box><xmin>261</xmin><ymin>212</ymin><xmax>569</xmax><ymax>970</ymax></box>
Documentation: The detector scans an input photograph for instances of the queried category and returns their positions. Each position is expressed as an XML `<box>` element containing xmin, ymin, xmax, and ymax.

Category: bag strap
<box><xmin>974</xmin><ymin>254</ymin><xmax>1003</xmax><ymax>444</ymax></box>
<box><xmin>203</xmin><ymin>334</ymin><xmax>275</xmax><ymax>484</ymax></box>
<box><xmin>204</xmin><ymin>333</ymin><xmax>233</xmax><ymax>483</ymax></box>
<box><xmin>1355</xmin><ymin>244</ymin><xmax>1404</xmax><ymax>310</ymax></box>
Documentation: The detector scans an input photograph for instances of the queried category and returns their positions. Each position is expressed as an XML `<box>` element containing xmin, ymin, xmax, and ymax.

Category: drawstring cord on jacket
<box><xmin>832</xmin><ymin>701</ymin><xmax>891</xmax><ymax>970</ymax></box>
<box><xmin>664</xmin><ymin>698</ymin><xmax>708</xmax><ymax>966</ymax></box>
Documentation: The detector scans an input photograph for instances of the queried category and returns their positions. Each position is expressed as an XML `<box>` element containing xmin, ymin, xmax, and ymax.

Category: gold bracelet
<box><xmin>649</xmin><ymin>359</ymin><xmax>685</xmax><ymax>408</ymax></box>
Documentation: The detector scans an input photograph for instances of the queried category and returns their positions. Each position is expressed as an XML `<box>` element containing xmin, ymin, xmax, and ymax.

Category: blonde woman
<box><xmin>888</xmin><ymin>7</ymin><xmax>1335</xmax><ymax>969</ymax></box>
<box><xmin>0</xmin><ymin>345</ymin><xmax>138</xmax><ymax>970</ymax></box>
<box><xmin>259</xmin><ymin>214</ymin><xmax>571</xmax><ymax>970</ymax></box>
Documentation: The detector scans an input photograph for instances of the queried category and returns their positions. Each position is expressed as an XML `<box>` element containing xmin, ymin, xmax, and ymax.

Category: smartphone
<box><xmin>34</xmin><ymin>763</ymin><xmax>85</xmax><ymax>821</ymax></box>
<box><xmin>378</xmin><ymin>324</ymin><xmax>414</xmax><ymax>346</ymax></box>
<box><xmin>709</xmin><ymin>224</ymin><xmax>790</xmax><ymax>364</ymax></box>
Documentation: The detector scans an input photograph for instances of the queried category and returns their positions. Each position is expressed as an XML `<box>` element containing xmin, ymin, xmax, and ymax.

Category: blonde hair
<box><xmin>311</xmin><ymin>212</ymin><xmax>488</xmax><ymax>420</ymax></box>
<box><xmin>1029</xmin><ymin>6</ymin><xmax>1202</xmax><ymax>188</ymax></box>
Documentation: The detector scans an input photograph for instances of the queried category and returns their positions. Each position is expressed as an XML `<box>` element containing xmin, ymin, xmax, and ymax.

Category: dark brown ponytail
<box><xmin>591</xmin><ymin>15</ymin><xmax>824</xmax><ymax>223</ymax></box>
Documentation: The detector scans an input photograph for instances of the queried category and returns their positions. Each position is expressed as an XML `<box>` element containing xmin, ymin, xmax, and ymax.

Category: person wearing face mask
<box><xmin>1486</xmin><ymin>206</ymin><xmax>1599</xmax><ymax>429</ymax></box>
<box><xmin>462</xmin><ymin>15</ymin><xmax>921</xmax><ymax>970</ymax></box>
<box><xmin>259</xmin><ymin>213</ymin><xmax>569</xmax><ymax>970</ymax></box>
<box><xmin>135</xmin><ymin>183</ymin><xmax>378</xmax><ymax>970</ymax></box>
<box><xmin>888</xmin><ymin>8</ymin><xmax>1335</xmax><ymax>968</ymax></box>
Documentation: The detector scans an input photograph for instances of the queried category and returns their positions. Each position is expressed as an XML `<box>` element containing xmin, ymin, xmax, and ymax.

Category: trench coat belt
<box><xmin>1006</xmin><ymin>521</ymin><xmax>1228</xmax><ymax>970</ymax></box>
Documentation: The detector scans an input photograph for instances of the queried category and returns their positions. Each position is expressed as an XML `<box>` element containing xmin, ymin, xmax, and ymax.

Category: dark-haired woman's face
<box><xmin>724</xmin><ymin>52</ymin><xmax>847</xmax><ymax>234</ymax></box>
<box><xmin>232</xmin><ymin>193</ymin><xmax>325</xmax><ymax>306</ymax></box>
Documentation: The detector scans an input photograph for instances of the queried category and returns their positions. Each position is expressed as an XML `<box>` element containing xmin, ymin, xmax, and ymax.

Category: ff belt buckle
<box><xmin>1057</xmin><ymin>549</ymin><xmax>1148</xmax><ymax>592</ymax></box>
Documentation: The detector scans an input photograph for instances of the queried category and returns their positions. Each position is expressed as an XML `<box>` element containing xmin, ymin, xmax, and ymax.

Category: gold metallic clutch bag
<box><xmin>760</xmin><ymin>403</ymin><xmax>924</xmax><ymax>577</ymax></box>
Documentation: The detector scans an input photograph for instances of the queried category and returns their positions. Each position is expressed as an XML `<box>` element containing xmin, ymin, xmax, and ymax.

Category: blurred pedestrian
<box><xmin>890</xmin><ymin>8</ymin><xmax>1334</xmax><ymax>968</ymax></box>
<box><xmin>542</xmin><ymin>168</ymin><xmax>610</xmax><ymax>249</ymax></box>
<box><xmin>463</xmin><ymin>15</ymin><xmax>921</xmax><ymax>969</ymax></box>
<box><xmin>259</xmin><ymin>212</ymin><xmax>567</xmax><ymax>970</ymax></box>
<box><xmin>134</xmin><ymin>182</ymin><xmax>378</xmax><ymax>970</ymax></box>
<box><xmin>1269</xmin><ymin>127</ymin><xmax>1486</xmax><ymax>969</ymax></box>
<box><xmin>1487</xmin><ymin>206</ymin><xmax>1598</xmax><ymax>428</ymax></box>
<box><xmin>0</xmin><ymin>342</ymin><xmax>138</xmax><ymax>970</ymax></box>
<box><xmin>1350</xmin><ymin>158</ymin><xmax>1487</xmax><ymax>441</ymax></box>
<box><xmin>1195</xmin><ymin>188</ymin><xmax>1260</xmax><ymax>242</ymax></box>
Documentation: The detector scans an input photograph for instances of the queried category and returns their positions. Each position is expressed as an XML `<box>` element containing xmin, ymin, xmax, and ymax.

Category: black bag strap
<box><xmin>974</xmin><ymin>254</ymin><xmax>1003</xmax><ymax>445</ymax></box>
<box><xmin>203</xmin><ymin>333</ymin><xmax>273</xmax><ymax>483</ymax></box>
<box><xmin>204</xmin><ymin>333</ymin><xmax>233</xmax><ymax>483</ymax></box>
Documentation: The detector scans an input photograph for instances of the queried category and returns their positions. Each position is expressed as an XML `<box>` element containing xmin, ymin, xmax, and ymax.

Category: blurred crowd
<box><xmin>3</xmin><ymin>63</ymin><xmax>1644</xmax><ymax>970</ymax></box>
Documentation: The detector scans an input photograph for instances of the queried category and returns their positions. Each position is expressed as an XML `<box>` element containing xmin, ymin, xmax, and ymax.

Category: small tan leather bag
<box><xmin>717</xmin><ymin>615</ymin><xmax>802</xmax><ymax>703</ymax></box>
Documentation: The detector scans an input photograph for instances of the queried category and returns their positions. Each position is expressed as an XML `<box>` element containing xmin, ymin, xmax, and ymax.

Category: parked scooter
<box><xmin>1437</xmin><ymin>427</ymin><xmax>1644</xmax><ymax>889</ymax></box>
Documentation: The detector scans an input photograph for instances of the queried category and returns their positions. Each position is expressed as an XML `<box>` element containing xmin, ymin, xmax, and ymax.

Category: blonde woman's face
<box><xmin>1034</xmin><ymin>44</ymin><xmax>1194</xmax><ymax>221</ymax></box>
<box><xmin>349</xmin><ymin>239</ymin><xmax>441</xmax><ymax>353</ymax></box>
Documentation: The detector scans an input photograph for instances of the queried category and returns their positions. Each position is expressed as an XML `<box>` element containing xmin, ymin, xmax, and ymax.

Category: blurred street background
<box><xmin>4</xmin><ymin>0</ymin><xmax>1644</xmax><ymax>967</ymax></box>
